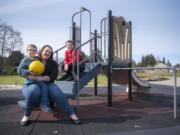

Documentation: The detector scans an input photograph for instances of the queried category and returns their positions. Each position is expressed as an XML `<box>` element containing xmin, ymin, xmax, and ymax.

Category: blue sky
<box><xmin>0</xmin><ymin>0</ymin><xmax>180</xmax><ymax>65</ymax></box>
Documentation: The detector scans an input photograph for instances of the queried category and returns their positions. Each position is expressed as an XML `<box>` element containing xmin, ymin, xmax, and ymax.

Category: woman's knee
<box><xmin>48</xmin><ymin>84</ymin><xmax>59</xmax><ymax>94</ymax></box>
<box><xmin>48</xmin><ymin>83</ymin><xmax>64</xmax><ymax>98</ymax></box>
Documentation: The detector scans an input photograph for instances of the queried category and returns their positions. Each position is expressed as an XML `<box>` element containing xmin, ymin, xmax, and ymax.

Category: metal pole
<box><xmin>77</xmin><ymin>10</ymin><xmax>81</xmax><ymax>107</ymax></box>
<box><xmin>72</xmin><ymin>22</ymin><xmax>76</xmax><ymax>42</ymax></box>
<box><xmin>128</xmin><ymin>21</ymin><xmax>132</xmax><ymax>100</ymax></box>
<box><xmin>129</xmin><ymin>21</ymin><xmax>132</xmax><ymax>62</ymax></box>
<box><xmin>80</xmin><ymin>7</ymin><xmax>91</xmax><ymax>41</ymax></box>
<box><xmin>56</xmin><ymin>52</ymin><xmax>58</xmax><ymax>64</ymax></box>
<box><xmin>108</xmin><ymin>10</ymin><xmax>113</xmax><ymax>107</ymax></box>
<box><xmin>128</xmin><ymin>63</ymin><xmax>132</xmax><ymax>100</ymax></box>
<box><xmin>72</xmin><ymin>22</ymin><xmax>76</xmax><ymax>79</ymax></box>
<box><xmin>87</xmin><ymin>8</ymin><xmax>92</xmax><ymax>57</ymax></box>
<box><xmin>71</xmin><ymin>7</ymin><xmax>92</xmax><ymax>108</ymax></box>
<box><xmin>100</xmin><ymin>19</ymin><xmax>103</xmax><ymax>56</ymax></box>
<box><xmin>173</xmin><ymin>67</ymin><xmax>177</xmax><ymax>119</ymax></box>
<box><xmin>94</xmin><ymin>29</ymin><xmax>98</xmax><ymax>96</ymax></box>
<box><xmin>104</xmin><ymin>19</ymin><xmax>107</xmax><ymax>59</ymax></box>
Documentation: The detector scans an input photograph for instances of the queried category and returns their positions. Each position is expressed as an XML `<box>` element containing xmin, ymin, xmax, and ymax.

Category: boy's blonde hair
<box><xmin>26</xmin><ymin>44</ymin><xmax>37</xmax><ymax>52</ymax></box>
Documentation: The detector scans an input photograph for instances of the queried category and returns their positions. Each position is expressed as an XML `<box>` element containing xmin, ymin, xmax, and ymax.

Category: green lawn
<box><xmin>0</xmin><ymin>71</ymin><xmax>179</xmax><ymax>86</ymax></box>
<box><xmin>137</xmin><ymin>71</ymin><xmax>180</xmax><ymax>79</ymax></box>
<box><xmin>86</xmin><ymin>75</ymin><xmax>108</xmax><ymax>87</ymax></box>
<box><xmin>0</xmin><ymin>75</ymin><xmax>24</xmax><ymax>85</ymax></box>
<box><xmin>0</xmin><ymin>75</ymin><xmax>108</xmax><ymax>86</ymax></box>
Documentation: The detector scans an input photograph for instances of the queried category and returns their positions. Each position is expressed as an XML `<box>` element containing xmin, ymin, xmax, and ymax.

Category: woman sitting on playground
<box><xmin>18</xmin><ymin>44</ymin><xmax>81</xmax><ymax>126</ymax></box>
<box><xmin>37</xmin><ymin>45</ymin><xmax>81</xmax><ymax>124</ymax></box>
<box><xmin>17</xmin><ymin>44</ymin><xmax>53</xmax><ymax>126</ymax></box>
<box><xmin>60</xmin><ymin>40</ymin><xmax>85</xmax><ymax>81</ymax></box>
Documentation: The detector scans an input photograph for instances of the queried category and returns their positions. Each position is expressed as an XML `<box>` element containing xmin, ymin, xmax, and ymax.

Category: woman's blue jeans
<box><xmin>48</xmin><ymin>83</ymin><xmax>75</xmax><ymax>116</ymax></box>
<box><xmin>22</xmin><ymin>84</ymin><xmax>41</xmax><ymax>116</ymax></box>
<box><xmin>22</xmin><ymin>83</ymin><xmax>75</xmax><ymax>117</ymax></box>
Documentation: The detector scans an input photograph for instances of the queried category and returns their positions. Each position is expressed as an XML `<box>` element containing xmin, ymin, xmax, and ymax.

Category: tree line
<box><xmin>133</xmin><ymin>53</ymin><xmax>172</xmax><ymax>67</ymax></box>
<box><xmin>0</xmin><ymin>20</ymin><xmax>24</xmax><ymax>75</ymax></box>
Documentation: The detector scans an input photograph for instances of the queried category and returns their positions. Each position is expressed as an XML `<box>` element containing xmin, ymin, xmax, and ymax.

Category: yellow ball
<box><xmin>29</xmin><ymin>61</ymin><xmax>45</xmax><ymax>75</ymax></box>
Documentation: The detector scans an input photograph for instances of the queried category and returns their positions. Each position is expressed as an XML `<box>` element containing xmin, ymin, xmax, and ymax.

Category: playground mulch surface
<box><xmin>0</xmin><ymin>84</ymin><xmax>180</xmax><ymax>135</ymax></box>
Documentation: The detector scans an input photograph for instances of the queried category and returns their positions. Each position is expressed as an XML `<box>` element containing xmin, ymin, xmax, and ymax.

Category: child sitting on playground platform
<box><xmin>60</xmin><ymin>40</ymin><xmax>85</xmax><ymax>81</ymax></box>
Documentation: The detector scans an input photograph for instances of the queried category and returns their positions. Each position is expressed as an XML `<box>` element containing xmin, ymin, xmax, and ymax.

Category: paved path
<box><xmin>150</xmin><ymin>77</ymin><xmax>180</xmax><ymax>87</ymax></box>
<box><xmin>0</xmin><ymin>79</ymin><xmax>180</xmax><ymax>135</ymax></box>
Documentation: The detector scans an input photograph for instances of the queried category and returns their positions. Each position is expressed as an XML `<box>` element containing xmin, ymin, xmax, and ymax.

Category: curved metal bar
<box><xmin>100</xmin><ymin>17</ymin><xmax>108</xmax><ymax>60</ymax></box>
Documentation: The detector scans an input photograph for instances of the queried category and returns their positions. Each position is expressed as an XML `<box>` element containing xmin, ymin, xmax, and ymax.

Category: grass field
<box><xmin>0</xmin><ymin>71</ymin><xmax>179</xmax><ymax>86</ymax></box>
<box><xmin>0</xmin><ymin>75</ymin><xmax>108</xmax><ymax>86</ymax></box>
<box><xmin>86</xmin><ymin>75</ymin><xmax>108</xmax><ymax>87</ymax></box>
<box><xmin>0</xmin><ymin>75</ymin><xmax>24</xmax><ymax>85</ymax></box>
<box><xmin>136</xmin><ymin>71</ymin><xmax>180</xmax><ymax>81</ymax></box>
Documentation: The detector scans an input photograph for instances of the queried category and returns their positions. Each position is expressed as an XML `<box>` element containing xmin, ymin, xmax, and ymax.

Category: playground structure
<box><xmin>17</xmin><ymin>7</ymin><xmax>178</xmax><ymax>119</ymax></box>
<box><xmin>54</xmin><ymin>7</ymin><xmax>151</xmax><ymax>107</ymax></box>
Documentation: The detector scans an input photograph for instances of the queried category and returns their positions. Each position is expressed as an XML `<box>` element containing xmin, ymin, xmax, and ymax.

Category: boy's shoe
<box><xmin>58</xmin><ymin>74</ymin><xmax>70</xmax><ymax>80</ymax></box>
<box><xmin>40</xmin><ymin>105</ymin><xmax>53</xmax><ymax>113</ymax></box>
<box><xmin>65</xmin><ymin>75</ymin><xmax>74</xmax><ymax>81</ymax></box>
<box><xmin>20</xmin><ymin>116</ymin><xmax>30</xmax><ymax>126</ymax></box>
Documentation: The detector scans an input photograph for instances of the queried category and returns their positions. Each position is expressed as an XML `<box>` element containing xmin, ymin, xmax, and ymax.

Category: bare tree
<box><xmin>0</xmin><ymin>21</ymin><xmax>23</xmax><ymax>57</ymax></box>
<box><xmin>0</xmin><ymin>23</ymin><xmax>8</xmax><ymax>56</ymax></box>
<box><xmin>8</xmin><ymin>30</ymin><xmax>23</xmax><ymax>56</ymax></box>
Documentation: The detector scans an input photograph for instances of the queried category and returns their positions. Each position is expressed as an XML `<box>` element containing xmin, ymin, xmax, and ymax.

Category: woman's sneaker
<box><xmin>40</xmin><ymin>105</ymin><xmax>53</xmax><ymax>113</ymax></box>
<box><xmin>20</xmin><ymin>115</ymin><xmax>29</xmax><ymax>126</ymax></box>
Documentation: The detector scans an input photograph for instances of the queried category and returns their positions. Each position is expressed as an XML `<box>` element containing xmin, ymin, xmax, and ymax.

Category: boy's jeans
<box><xmin>22</xmin><ymin>84</ymin><xmax>41</xmax><ymax>116</ymax></box>
<box><xmin>35</xmin><ymin>81</ymin><xmax>49</xmax><ymax>106</ymax></box>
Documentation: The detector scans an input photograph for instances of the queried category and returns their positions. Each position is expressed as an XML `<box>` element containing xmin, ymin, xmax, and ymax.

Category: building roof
<box><xmin>154</xmin><ymin>63</ymin><xmax>169</xmax><ymax>68</ymax></box>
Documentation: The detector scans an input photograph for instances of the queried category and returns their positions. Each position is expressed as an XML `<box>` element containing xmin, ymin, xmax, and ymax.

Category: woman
<box><xmin>36</xmin><ymin>45</ymin><xmax>81</xmax><ymax>124</ymax></box>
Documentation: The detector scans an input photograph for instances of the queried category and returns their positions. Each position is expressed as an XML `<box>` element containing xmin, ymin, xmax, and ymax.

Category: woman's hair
<box><xmin>65</xmin><ymin>40</ymin><xmax>75</xmax><ymax>46</ymax></box>
<box><xmin>26</xmin><ymin>44</ymin><xmax>37</xmax><ymax>52</ymax></box>
<box><xmin>38</xmin><ymin>45</ymin><xmax>53</xmax><ymax>60</ymax></box>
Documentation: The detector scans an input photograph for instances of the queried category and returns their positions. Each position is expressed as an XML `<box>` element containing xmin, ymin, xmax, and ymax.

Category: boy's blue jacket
<box><xmin>17</xmin><ymin>56</ymin><xmax>37</xmax><ymax>85</ymax></box>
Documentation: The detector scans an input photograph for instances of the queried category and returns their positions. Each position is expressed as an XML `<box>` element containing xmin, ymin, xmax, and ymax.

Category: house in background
<box><xmin>154</xmin><ymin>62</ymin><xmax>170</xmax><ymax>73</ymax></box>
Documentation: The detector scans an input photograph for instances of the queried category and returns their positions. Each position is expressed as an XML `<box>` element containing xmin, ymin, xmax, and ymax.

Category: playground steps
<box><xmin>56</xmin><ymin>63</ymin><xmax>101</xmax><ymax>98</ymax></box>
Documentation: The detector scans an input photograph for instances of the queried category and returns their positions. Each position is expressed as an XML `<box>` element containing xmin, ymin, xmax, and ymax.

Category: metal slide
<box><xmin>132</xmin><ymin>71</ymin><xmax>150</xmax><ymax>88</ymax></box>
<box><xmin>102</xmin><ymin>66</ymin><xmax>150</xmax><ymax>89</ymax></box>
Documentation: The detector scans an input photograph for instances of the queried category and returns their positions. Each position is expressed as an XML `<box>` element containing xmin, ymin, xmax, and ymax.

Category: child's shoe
<box><xmin>40</xmin><ymin>105</ymin><xmax>53</xmax><ymax>113</ymax></box>
<box><xmin>65</xmin><ymin>75</ymin><xmax>74</xmax><ymax>81</ymax></box>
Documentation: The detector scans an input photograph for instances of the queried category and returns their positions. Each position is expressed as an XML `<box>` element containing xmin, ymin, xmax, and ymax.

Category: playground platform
<box><xmin>0</xmin><ymin>82</ymin><xmax>180</xmax><ymax>135</ymax></box>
